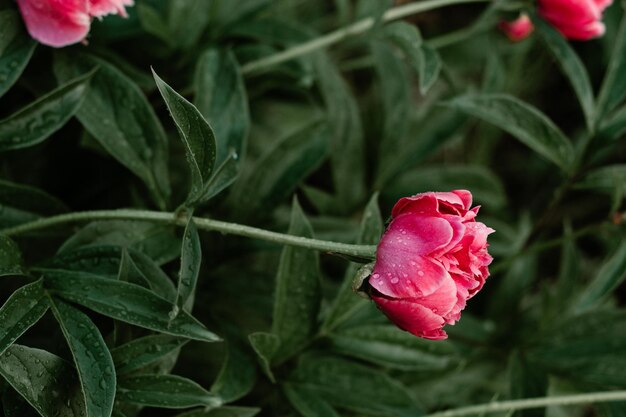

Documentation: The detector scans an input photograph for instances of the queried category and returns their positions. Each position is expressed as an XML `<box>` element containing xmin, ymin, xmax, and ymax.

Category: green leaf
<box><xmin>48</xmin><ymin>298</ymin><xmax>116</xmax><ymax>417</ymax></box>
<box><xmin>121</xmin><ymin>248</ymin><xmax>177</xmax><ymax>302</ymax></box>
<box><xmin>0</xmin><ymin>344</ymin><xmax>87</xmax><ymax>417</ymax></box>
<box><xmin>58</xmin><ymin>220</ymin><xmax>181</xmax><ymax>266</ymax></box>
<box><xmin>575</xmin><ymin>164</ymin><xmax>626</xmax><ymax>194</ymax></box>
<box><xmin>509</xmin><ymin>352</ymin><xmax>547</xmax><ymax>417</ymax></box>
<box><xmin>599</xmin><ymin>104</ymin><xmax>626</xmax><ymax>142</ymax></box>
<box><xmin>0</xmin><ymin>280</ymin><xmax>48</xmax><ymax>355</ymax></box>
<box><xmin>384</xmin><ymin>164</ymin><xmax>506</xmax><ymax>210</ymax></box>
<box><xmin>0</xmin><ymin>234</ymin><xmax>24</xmax><ymax>276</ymax></box>
<box><xmin>111</xmin><ymin>335</ymin><xmax>189</xmax><ymax>375</ymax></box>
<box><xmin>0</xmin><ymin>179</ymin><xmax>67</xmax><ymax>228</ymax></box>
<box><xmin>117</xmin><ymin>375</ymin><xmax>222</xmax><ymax>409</ymax></box>
<box><xmin>446</xmin><ymin>94</ymin><xmax>574</xmax><ymax>172</ymax></box>
<box><xmin>574</xmin><ymin>242</ymin><xmax>626</xmax><ymax>312</ymax></box>
<box><xmin>51</xmin><ymin>245</ymin><xmax>122</xmax><ymax>277</ymax></box>
<box><xmin>384</xmin><ymin>22</ymin><xmax>441</xmax><ymax>94</ymax></box>
<box><xmin>533</xmin><ymin>14</ymin><xmax>595</xmax><ymax>129</ymax></box>
<box><xmin>194</xmin><ymin>49</ymin><xmax>250</xmax><ymax>165</ymax></box>
<box><xmin>53</xmin><ymin>53</ymin><xmax>171</xmax><ymax>209</ymax></box>
<box><xmin>289</xmin><ymin>355</ymin><xmax>421</xmax><ymax>416</ymax></box>
<box><xmin>2</xmin><ymin>387</ymin><xmax>41</xmax><ymax>417</ymax></box>
<box><xmin>313</xmin><ymin>52</ymin><xmax>366</xmax><ymax>210</ymax></box>
<box><xmin>210</xmin><ymin>342</ymin><xmax>257</xmax><ymax>403</ymax></box>
<box><xmin>166</xmin><ymin>0</ymin><xmax>212</xmax><ymax>48</ymax></box>
<box><xmin>248</xmin><ymin>332</ymin><xmax>279</xmax><ymax>383</ymax></box>
<box><xmin>529</xmin><ymin>310</ymin><xmax>626</xmax><ymax>387</ymax></box>
<box><xmin>329</xmin><ymin>324</ymin><xmax>459</xmax><ymax>371</ymax></box>
<box><xmin>596</xmin><ymin>14</ymin><xmax>626</xmax><ymax>120</ymax></box>
<box><xmin>175</xmin><ymin>406</ymin><xmax>261</xmax><ymax>417</ymax></box>
<box><xmin>173</xmin><ymin>218</ymin><xmax>201</xmax><ymax>315</ymax></box>
<box><xmin>0</xmin><ymin>10</ymin><xmax>36</xmax><ymax>98</ymax></box>
<box><xmin>271</xmin><ymin>199</ymin><xmax>320</xmax><ymax>361</ymax></box>
<box><xmin>283</xmin><ymin>384</ymin><xmax>340</xmax><ymax>417</ymax></box>
<box><xmin>43</xmin><ymin>269</ymin><xmax>220</xmax><ymax>342</ymax></box>
<box><xmin>0</xmin><ymin>71</ymin><xmax>93</xmax><ymax>152</ymax></box>
<box><xmin>322</xmin><ymin>194</ymin><xmax>382</xmax><ymax>332</ymax></box>
<box><xmin>229</xmin><ymin>121</ymin><xmax>329</xmax><ymax>219</ymax></box>
<box><xmin>152</xmin><ymin>69</ymin><xmax>216</xmax><ymax>206</ymax></box>
<box><xmin>197</xmin><ymin>152</ymin><xmax>240</xmax><ymax>203</ymax></box>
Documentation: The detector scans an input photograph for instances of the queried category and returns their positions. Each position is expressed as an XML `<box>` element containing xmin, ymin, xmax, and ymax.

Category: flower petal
<box><xmin>17</xmin><ymin>0</ymin><xmax>90</xmax><ymax>47</ymax></box>
<box><xmin>371</xmin><ymin>255</ymin><xmax>451</xmax><ymax>299</ymax></box>
<box><xmin>371</xmin><ymin>295</ymin><xmax>448</xmax><ymax>340</ymax></box>
<box><xmin>89</xmin><ymin>0</ymin><xmax>134</xmax><ymax>17</ymax></box>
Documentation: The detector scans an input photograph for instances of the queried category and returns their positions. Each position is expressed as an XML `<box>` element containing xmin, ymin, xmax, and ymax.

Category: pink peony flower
<box><xmin>16</xmin><ymin>0</ymin><xmax>134</xmax><ymax>48</ymax></box>
<box><xmin>368</xmin><ymin>190</ymin><xmax>493</xmax><ymax>340</ymax></box>
<box><xmin>538</xmin><ymin>0</ymin><xmax>612</xmax><ymax>40</ymax></box>
<box><xmin>499</xmin><ymin>14</ymin><xmax>534</xmax><ymax>42</ymax></box>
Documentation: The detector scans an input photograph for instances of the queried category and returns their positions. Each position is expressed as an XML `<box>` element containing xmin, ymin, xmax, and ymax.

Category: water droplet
<box><xmin>390</xmin><ymin>278</ymin><xmax>399</xmax><ymax>284</ymax></box>
<box><xmin>418</xmin><ymin>270</ymin><xmax>425</xmax><ymax>276</ymax></box>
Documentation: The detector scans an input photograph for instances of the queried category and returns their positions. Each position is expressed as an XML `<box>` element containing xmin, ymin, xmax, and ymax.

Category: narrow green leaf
<box><xmin>51</xmin><ymin>245</ymin><xmax>122</xmax><ymax>278</ymax></box>
<box><xmin>194</xmin><ymin>49</ymin><xmax>250</xmax><ymax>165</ymax></box>
<box><xmin>0</xmin><ymin>344</ymin><xmax>87</xmax><ymax>417</ymax></box>
<box><xmin>384</xmin><ymin>22</ymin><xmax>441</xmax><ymax>94</ymax></box>
<box><xmin>210</xmin><ymin>342</ymin><xmax>257</xmax><ymax>403</ymax></box>
<box><xmin>117</xmin><ymin>375</ymin><xmax>222</xmax><ymax>409</ymax></box>
<box><xmin>175</xmin><ymin>406</ymin><xmax>261</xmax><ymax>417</ymax></box>
<box><xmin>229</xmin><ymin>121</ymin><xmax>329</xmax><ymax>219</ymax></box>
<box><xmin>575</xmin><ymin>164</ymin><xmax>626</xmax><ymax>194</ymax></box>
<box><xmin>575</xmin><ymin>242</ymin><xmax>626</xmax><ymax>312</ymax></box>
<box><xmin>529</xmin><ymin>311</ymin><xmax>626</xmax><ymax>387</ymax></box>
<box><xmin>167</xmin><ymin>0</ymin><xmax>213</xmax><ymax>48</ymax></box>
<box><xmin>322</xmin><ymin>194</ymin><xmax>382</xmax><ymax>332</ymax></box>
<box><xmin>152</xmin><ymin>69</ymin><xmax>216</xmax><ymax>205</ymax></box>
<box><xmin>509</xmin><ymin>352</ymin><xmax>547</xmax><ymax>417</ymax></box>
<box><xmin>0</xmin><ymin>71</ymin><xmax>93</xmax><ymax>152</ymax></box>
<box><xmin>0</xmin><ymin>280</ymin><xmax>48</xmax><ymax>355</ymax></box>
<box><xmin>283</xmin><ymin>384</ymin><xmax>341</xmax><ymax>417</ymax></box>
<box><xmin>173</xmin><ymin>218</ymin><xmax>201</xmax><ymax>315</ymax></box>
<box><xmin>447</xmin><ymin>94</ymin><xmax>574</xmax><ymax>171</ymax></box>
<box><xmin>533</xmin><ymin>14</ymin><xmax>595</xmax><ymax>129</ymax></box>
<box><xmin>248</xmin><ymin>332</ymin><xmax>279</xmax><ymax>383</ymax></box>
<box><xmin>58</xmin><ymin>220</ymin><xmax>181</xmax><ymax>266</ymax></box>
<box><xmin>198</xmin><ymin>151</ymin><xmax>240</xmax><ymax>203</ymax></box>
<box><xmin>289</xmin><ymin>355</ymin><xmax>421</xmax><ymax>416</ymax></box>
<box><xmin>329</xmin><ymin>324</ymin><xmax>458</xmax><ymax>371</ymax></box>
<box><xmin>43</xmin><ymin>270</ymin><xmax>220</xmax><ymax>342</ymax></box>
<box><xmin>48</xmin><ymin>298</ymin><xmax>116</xmax><ymax>417</ymax></box>
<box><xmin>599</xmin><ymin>104</ymin><xmax>626</xmax><ymax>142</ymax></box>
<box><xmin>314</xmin><ymin>52</ymin><xmax>366</xmax><ymax>209</ymax></box>
<box><xmin>0</xmin><ymin>234</ymin><xmax>24</xmax><ymax>276</ymax></box>
<box><xmin>123</xmin><ymin>248</ymin><xmax>177</xmax><ymax>302</ymax></box>
<box><xmin>53</xmin><ymin>53</ymin><xmax>171</xmax><ymax>209</ymax></box>
<box><xmin>596</xmin><ymin>14</ymin><xmax>626</xmax><ymax>120</ymax></box>
<box><xmin>0</xmin><ymin>10</ymin><xmax>36</xmax><ymax>98</ymax></box>
<box><xmin>111</xmin><ymin>335</ymin><xmax>189</xmax><ymax>375</ymax></box>
<box><xmin>271</xmin><ymin>199</ymin><xmax>320</xmax><ymax>361</ymax></box>
<box><xmin>0</xmin><ymin>179</ymin><xmax>67</xmax><ymax>228</ymax></box>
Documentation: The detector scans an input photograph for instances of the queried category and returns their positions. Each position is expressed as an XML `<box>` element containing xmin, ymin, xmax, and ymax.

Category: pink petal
<box><xmin>371</xmin><ymin>255</ymin><xmax>451</xmax><ymax>299</ymax></box>
<box><xmin>392</xmin><ymin>193</ymin><xmax>439</xmax><ymax>218</ymax></box>
<box><xmin>499</xmin><ymin>14</ymin><xmax>535</xmax><ymax>42</ymax></box>
<box><xmin>371</xmin><ymin>296</ymin><xmax>448</xmax><ymax>340</ymax></box>
<box><xmin>89</xmin><ymin>0</ymin><xmax>134</xmax><ymax>17</ymax></box>
<box><xmin>17</xmin><ymin>0</ymin><xmax>91</xmax><ymax>47</ymax></box>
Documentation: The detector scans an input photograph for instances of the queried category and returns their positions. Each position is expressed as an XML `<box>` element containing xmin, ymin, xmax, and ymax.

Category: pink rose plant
<box><xmin>368</xmin><ymin>190</ymin><xmax>493</xmax><ymax>340</ymax></box>
<box><xmin>16</xmin><ymin>0</ymin><xmax>134</xmax><ymax>47</ymax></box>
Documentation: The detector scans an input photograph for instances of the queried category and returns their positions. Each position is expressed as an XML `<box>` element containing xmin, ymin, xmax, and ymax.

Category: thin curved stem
<box><xmin>241</xmin><ymin>0</ymin><xmax>492</xmax><ymax>75</ymax></box>
<box><xmin>0</xmin><ymin>210</ymin><xmax>376</xmax><ymax>259</ymax></box>
<box><xmin>425</xmin><ymin>390</ymin><xmax>626</xmax><ymax>417</ymax></box>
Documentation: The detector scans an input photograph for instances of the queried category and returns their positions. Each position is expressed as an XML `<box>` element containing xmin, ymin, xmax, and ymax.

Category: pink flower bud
<box><xmin>16</xmin><ymin>0</ymin><xmax>134</xmax><ymax>48</ymax></box>
<box><xmin>368</xmin><ymin>190</ymin><xmax>493</xmax><ymax>340</ymax></box>
<box><xmin>538</xmin><ymin>0</ymin><xmax>612</xmax><ymax>40</ymax></box>
<box><xmin>499</xmin><ymin>14</ymin><xmax>534</xmax><ymax>42</ymax></box>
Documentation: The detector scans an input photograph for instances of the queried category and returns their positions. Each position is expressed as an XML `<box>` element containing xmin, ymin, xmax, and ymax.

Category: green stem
<box><xmin>425</xmin><ymin>390</ymin><xmax>626</xmax><ymax>417</ymax></box>
<box><xmin>241</xmin><ymin>0</ymin><xmax>492</xmax><ymax>75</ymax></box>
<box><xmin>0</xmin><ymin>209</ymin><xmax>376</xmax><ymax>259</ymax></box>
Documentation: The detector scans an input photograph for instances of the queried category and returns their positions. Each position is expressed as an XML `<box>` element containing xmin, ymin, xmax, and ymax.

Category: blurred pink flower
<box><xmin>499</xmin><ymin>14</ymin><xmax>534</xmax><ymax>42</ymax></box>
<box><xmin>369</xmin><ymin>190</ymin><xmax>493</xmax><ymax>340</ymax></box>
<box><xmin>16</xmin><ymin>0</ymin><xmax>134</xmax><ymax>48</ymax></box>
<box><xmin>538</xmin><ymin>0</ymin><xmax>612</xmax><ymax>40</ymax></box>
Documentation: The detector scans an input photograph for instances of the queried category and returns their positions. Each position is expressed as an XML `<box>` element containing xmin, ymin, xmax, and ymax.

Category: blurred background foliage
<box><xmin>1</xmin><ymin>0</ymin><xmax>626</xmax><ymax>416</ymax></box>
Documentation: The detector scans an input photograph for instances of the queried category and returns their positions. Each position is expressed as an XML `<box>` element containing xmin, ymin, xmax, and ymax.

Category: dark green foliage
<box><xmin>2</xmin><ymin>1</ymin><xmax>626</xmax><ymax>416</ymax></box>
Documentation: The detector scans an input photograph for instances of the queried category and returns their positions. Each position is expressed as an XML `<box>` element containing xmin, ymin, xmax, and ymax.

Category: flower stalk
<box><xmin>0</xmin><ymin>209</ymin><xmax>377</xmax><ymax>259</ymax></box>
